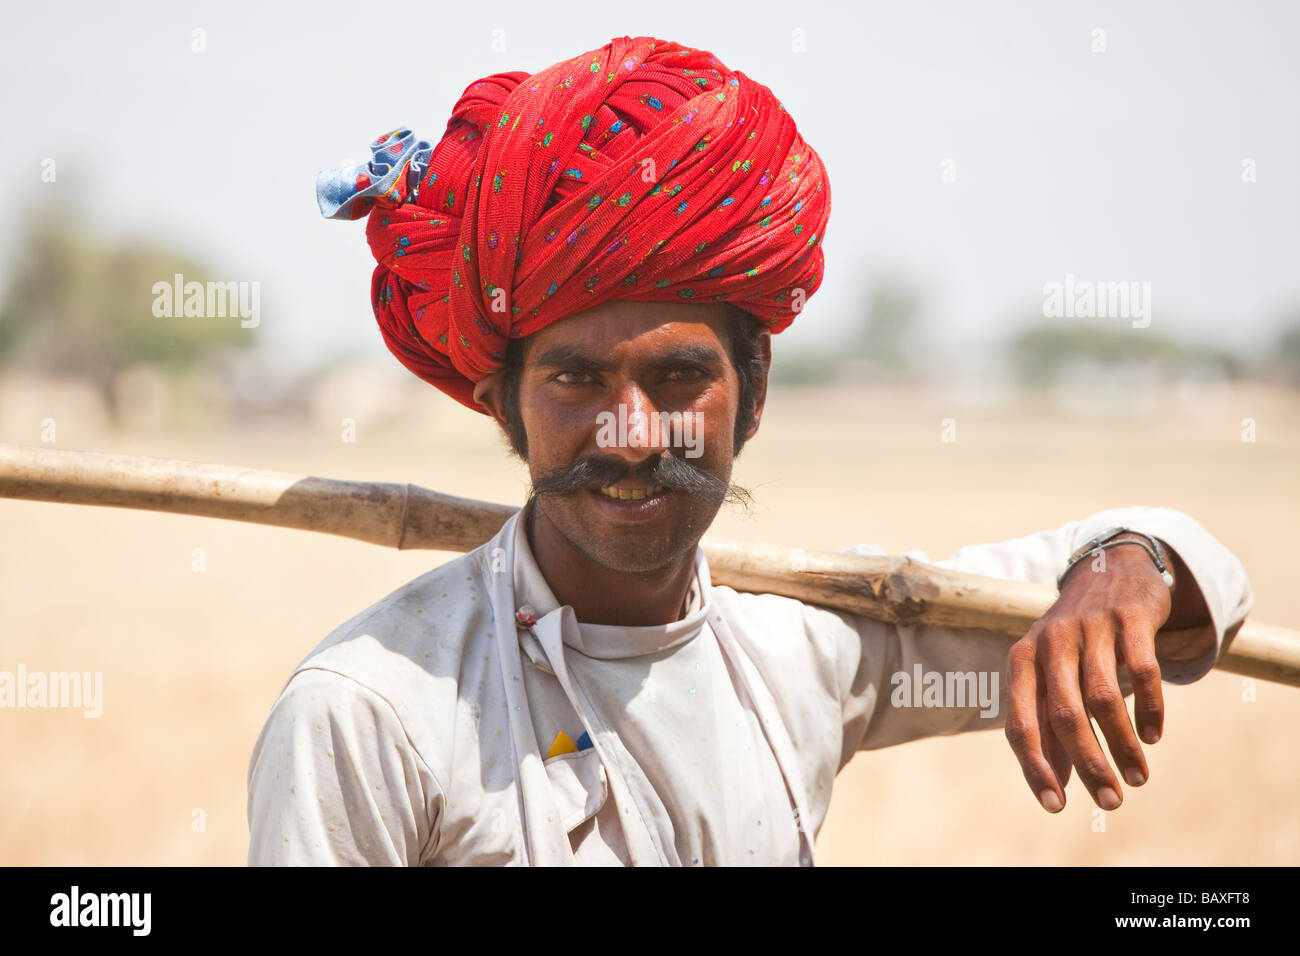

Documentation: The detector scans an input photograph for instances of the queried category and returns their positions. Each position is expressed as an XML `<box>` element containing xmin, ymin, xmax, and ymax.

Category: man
<box><xmin>247</xmin><ymin>36</ymin><xmax>1252</xmax><ymax>865</ymax></box>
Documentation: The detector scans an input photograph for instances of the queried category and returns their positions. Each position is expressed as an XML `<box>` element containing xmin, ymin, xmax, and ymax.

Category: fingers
<box><xmin>1115</xmin><ymin>608</ymin><xmax>1165</xmax><ymax>746</ymax></box>
<box><xmin>1038</xmin><ymin>675</ymin><xmax>1073</xmax><ymax>792</ymax></box>
<box><xmin>1007</xmin><ymin>605</ymin><xmax>1166</xmax><ymax>814</ymax></box>
<box><xmin>1079</xmin><ymin>612</ymin><xmax>1149</xmax><ymax>791</ymax></box>
<box><xmin>1004</xmin><ymin>631</ymin><xmax>1066</xmax><ymax>812</ymax></box>
<box><xmin>1041</xmin><ymin>618</ymin><xmax>1125</xmax><ymax>811</ymax></box>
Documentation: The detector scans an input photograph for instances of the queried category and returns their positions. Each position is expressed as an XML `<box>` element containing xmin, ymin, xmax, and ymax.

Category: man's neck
<box><xmin>524</xmin><ymin>503</ymin><xmax>697</xmax><ymax>627</ymax></box>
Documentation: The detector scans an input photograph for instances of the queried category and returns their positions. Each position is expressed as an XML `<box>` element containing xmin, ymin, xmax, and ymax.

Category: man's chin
<box><xmin>540</xmin><ymin>492</ymin><xmax>713</xmax><ymax>573</ymax></box>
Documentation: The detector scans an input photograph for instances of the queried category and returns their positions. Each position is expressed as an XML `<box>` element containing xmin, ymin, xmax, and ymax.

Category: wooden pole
<box><xmin>2</xmin><ymin>443</ymin><xmax>1293</xmax><ymax>687</ymax></box>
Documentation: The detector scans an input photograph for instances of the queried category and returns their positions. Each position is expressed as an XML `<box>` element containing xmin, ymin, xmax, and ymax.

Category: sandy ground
<box><xmin>1</xmin><ymin>379</ymin><xmax>1297</xmax><ymax>865</ymax></box>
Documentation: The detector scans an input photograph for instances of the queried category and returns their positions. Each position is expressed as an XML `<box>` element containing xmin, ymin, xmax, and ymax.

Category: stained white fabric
<box><xmin>247</xmin><ymin>504</ymin><xmax>1253</xmax><ymax>866</ymax></box>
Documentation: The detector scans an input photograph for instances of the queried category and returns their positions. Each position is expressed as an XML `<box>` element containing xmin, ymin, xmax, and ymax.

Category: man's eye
<box><xmin>554</xmin><ymin>370</ymin><xmax>597</xmax><ymax>385</ymax></box>
<box><xmin>665</xmin><ymin>366</ymin><xmax>708</xmax><ymax>383</ymax></box>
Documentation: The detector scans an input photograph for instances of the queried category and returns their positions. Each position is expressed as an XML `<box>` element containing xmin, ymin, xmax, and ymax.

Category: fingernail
<box><xmin>1096</xmin><ymin>786</ymin><xmax>1121</xmax><ymax>810</ymax></box>
<box><xmin>1141</xmin><ymin>726</ymin><xmax>1160</xmax><ymax>744</ymax></box>
<box><xmin>1038</xmin><ymin>789</ymin><xmax>1063</xmax><ymax>812</ymax></box>
<box><xmin>1124</xmin><ymin>767</ymin><xmax>1146</xmax><ymax>787</ymax></box>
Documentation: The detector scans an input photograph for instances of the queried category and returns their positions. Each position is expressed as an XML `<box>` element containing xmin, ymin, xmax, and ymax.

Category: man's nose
<box><xmin>599</xmin><ymin>381</ymin><xmax>671</xmax><ymax>464</ymax></box>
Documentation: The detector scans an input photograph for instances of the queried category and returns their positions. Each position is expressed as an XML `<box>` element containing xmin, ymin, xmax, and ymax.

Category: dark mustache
<box><xmin>529</xmin><ymin>453</ymin><xmax>752</xmax><ymax>510</ymax></box>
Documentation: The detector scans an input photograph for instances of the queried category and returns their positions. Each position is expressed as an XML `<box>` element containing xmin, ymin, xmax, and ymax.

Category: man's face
<box><xmin>494</xmin><ymin>300</ymin><xmax>760</xmax><ymax>573</ymax></box>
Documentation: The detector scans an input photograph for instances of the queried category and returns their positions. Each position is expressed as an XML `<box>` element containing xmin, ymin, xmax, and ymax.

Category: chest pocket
<box><xmin>543</xmin><ymin>748</ymin><xmax>607</xmax><ymax>832</ymax></box>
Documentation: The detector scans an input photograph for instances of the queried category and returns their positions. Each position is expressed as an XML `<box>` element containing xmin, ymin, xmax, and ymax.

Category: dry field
<box><xmin>1</xmin><ymin>376</ymin><xmax>1297</xmax><ymax>865</ymax></box>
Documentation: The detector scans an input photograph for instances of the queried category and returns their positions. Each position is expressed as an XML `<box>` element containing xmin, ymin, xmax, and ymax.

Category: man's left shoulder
<box><xmin>709</xmin><ymin>584</ymin><xmax>852</xmax><ymax>673</ymax></box>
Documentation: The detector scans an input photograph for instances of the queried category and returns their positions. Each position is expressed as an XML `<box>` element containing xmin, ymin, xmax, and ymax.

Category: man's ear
<box><xmin>743</xmin><ymin>330</ymin><xmax>772</xmax><ymax>443</ymax></box>
<box><xmin>473</xmin><ymin>372</ymin><xmax>510</xmax><ymax>434</ymax></box>
<box><xmin>474</xmin><ymin>369</ymin><xmax>530</xmax><ymax>460</ymax></box>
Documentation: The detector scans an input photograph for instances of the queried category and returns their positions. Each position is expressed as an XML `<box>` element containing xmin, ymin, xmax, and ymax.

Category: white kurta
<box><xmin>246</xmin><ymin>504</ymin><xmax>1253</xmax><ymax>866</ymax></box>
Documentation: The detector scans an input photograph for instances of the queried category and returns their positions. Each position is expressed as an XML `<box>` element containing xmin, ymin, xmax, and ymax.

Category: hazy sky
<box><xmin>2</xmin><ymin>0</ymin><xmax>1296</xmax><ymax>371</ymax></box>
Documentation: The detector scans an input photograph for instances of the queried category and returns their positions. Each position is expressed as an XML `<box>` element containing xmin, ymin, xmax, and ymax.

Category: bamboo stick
<box><xmin>2</xmin><ymin>444</ymin><xmax>1293</xmax><ymax>687</ymax></box>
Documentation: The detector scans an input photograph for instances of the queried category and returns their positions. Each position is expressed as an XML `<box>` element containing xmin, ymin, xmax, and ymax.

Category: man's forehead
<box><xmin>524</xmin><ymin>300</ymin><xmax>731</xmax><ymax>357</ymax></box>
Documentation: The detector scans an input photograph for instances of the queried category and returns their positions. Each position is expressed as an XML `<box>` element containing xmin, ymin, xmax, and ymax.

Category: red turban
<box><xmin>316</xmin><ymin>35</ymin><xmax>831</xmax><ymax>410</ymax></box>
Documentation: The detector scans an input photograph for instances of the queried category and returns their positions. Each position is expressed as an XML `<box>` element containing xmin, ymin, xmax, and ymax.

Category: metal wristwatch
<box><xmin>1056</xmin><ymin>525</ymin><xmax>1175</xmax><ymax>590</ymax></box>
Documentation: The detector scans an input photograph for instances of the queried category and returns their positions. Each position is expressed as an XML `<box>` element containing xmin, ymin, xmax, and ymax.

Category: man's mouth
<box><xmin>596</xmin><ymin>481</ymin><xmax>667</xmax><ymax>501</ymax></box>
<box><xmin>586</xmin><ymin>480</ymin><xmax>672</xmax><ymax>523</ymax></box>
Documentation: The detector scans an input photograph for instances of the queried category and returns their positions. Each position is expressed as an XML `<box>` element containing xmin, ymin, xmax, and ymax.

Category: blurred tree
<box><xmin>849</xmin><ymin>273</ymin><xmax>923</xmax><ymax>373</ymax></box>
<box><xmin>769</xmin><ymin>271</ymin><xmax>925</xmax><ymax>386</ymax></box>
<box><xmin>1008</xmin><ymin>321</ymin><xmax>1240</xmax><ymax>385</ymax></box>
<box><xmin>1276</xmin><ymin>317</ymin><xmax>1300</xmax><ymax>383</ymax></box>
<box><xmin>767</xmin><ymin>349</ymin><xmax>829</xmax><ymax>386</ymax></box>
<box><xmin>0</xmin><ymin>194</ymin><xmax>256</xmax><ymax>419</ymax></box>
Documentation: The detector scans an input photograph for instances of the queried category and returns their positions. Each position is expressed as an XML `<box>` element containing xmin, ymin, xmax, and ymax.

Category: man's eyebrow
<box><xmin>532</xmin><ymin>343</ymin><xmax>725</xmax><ymax>370</ymax></box>
<box><xmin>533</xmin><ymin>346</ymin><xmax>611</xmax><ymax>371</ymax></box>
<box><xmin>651</xmin><ymin>344</ymin><xmax>725</xmax><ymax>367</ymax></box>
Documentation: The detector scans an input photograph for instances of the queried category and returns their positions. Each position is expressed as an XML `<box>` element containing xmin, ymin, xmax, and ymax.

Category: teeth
<box><xmin>599</xmin><ymin>482</ymin><xmax>665</xmax><ymax>500</ymax></box>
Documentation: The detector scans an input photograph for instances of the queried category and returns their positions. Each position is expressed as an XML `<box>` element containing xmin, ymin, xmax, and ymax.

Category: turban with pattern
<box><xmin>316</xmin><ymin>35</ymin><xmax>831</xmax><ymax>411</ymax></box>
